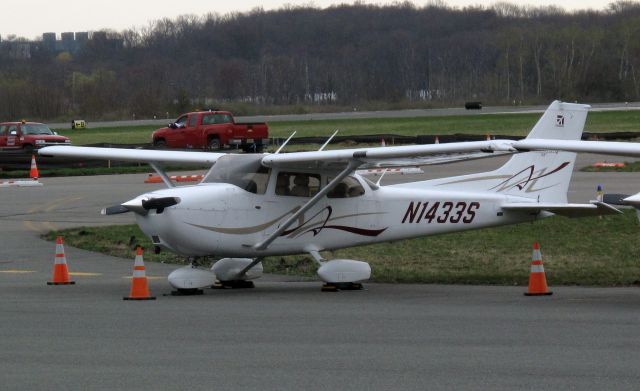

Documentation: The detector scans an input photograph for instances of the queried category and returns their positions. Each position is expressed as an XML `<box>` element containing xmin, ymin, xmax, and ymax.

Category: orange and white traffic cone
<box><xmin>380</xmin><ymin>138</ymin><xmax>386</xmax><ymax>147</ymax></box>
<box><xmin>124</xmin><ymin>247</ymin><xmax>155</xmax><ymax>300</ymax></box>
<box><xmin>524</xmin><ymin>242</ymin><xmax>552</xmax><ymax>296</ymax></box>
<box><xmin>30</xmin><ymin>154</ymin><xmax>39</xmax><ymax>180</ymax></box>
<box><xmin>434</xmin><ymin>136</ymin><xmax>440</xmax><ymax>144</ymax></box>
<box><xmin>47</xmin><ymin>236</ymin><xmax>75</xmax><ymax>285</ymax></box>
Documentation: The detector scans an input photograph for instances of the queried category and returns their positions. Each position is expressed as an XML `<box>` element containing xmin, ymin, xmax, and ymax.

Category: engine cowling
<box><xmin>211</xmin><ymin>258</ymin><xmax>263</xmax><ymax>281</ymax></box>
<box><xmin>168</xmin><ymin>266</ymin><xmax>217</xmax><ymax>290</ymax></box>
<box><xmin>317</xmin><ymin>259</ymin><xmax>371</xmax><ymax>283</ymax></box>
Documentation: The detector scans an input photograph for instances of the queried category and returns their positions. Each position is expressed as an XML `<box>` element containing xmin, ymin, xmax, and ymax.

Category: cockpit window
<box><xmin>275</xmin><ymin>172</ymin><xmax>321</xmax><ymax>197</ymax></box>
<box><xmin>202</xmin><ymin>155</ymin><xmax>269</xmax><ymax>194</ymax></box>
<box><xmin>327</xmin><ymin>175</ymin><xmax>365</xmax><ymax>198</ymax></box>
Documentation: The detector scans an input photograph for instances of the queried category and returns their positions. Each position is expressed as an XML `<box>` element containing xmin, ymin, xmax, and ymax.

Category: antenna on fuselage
<box><xmin>318</xmin><ymin>130</ymin><xmax>339</xmax><ymax>151</ymax></box>
<box><xmin>274</xmin><ymin>131</ymin><xmax>297</xmax><ymax>154</ymax></box>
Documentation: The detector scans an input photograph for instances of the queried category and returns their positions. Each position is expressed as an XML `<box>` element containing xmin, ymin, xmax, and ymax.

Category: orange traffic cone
<box><xmin>47</xmin><ymin>236</ymin><xmax>75</xmax><ymax>285</ymax></box>
<box><xmin>524</xmin><ymin>242</ymin><xmax>553</xmax><ymax>296</ymax></box>
<box><xmin>124</xmin><ymin>247</ymin><xmax>155</xmax><ymax>300</ymax></box>
<box><xmin>380</xmin><ymin>138</ymin><xmax>386</xmax><ymax>147</ymax></box>
<box><xmin>486</xmin><ymin>133</ymin><xmax>491</xmax><ymax>141</ymax></box>
<box><xmin>434</xmin><ymin>136</ymin><xmax>440</xmax><ymax>144</ymax></box>
<box><xmin>30</xmin><ymin>154</ymin><xmax>39</xmax><ymax>180</ymax></box>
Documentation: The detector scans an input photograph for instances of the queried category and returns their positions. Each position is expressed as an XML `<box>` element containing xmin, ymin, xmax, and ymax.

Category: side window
<box><xmin>7</xmin><ymin>125</ymin><xmax>17</xmax><ymax>135</ymax></box>
<box><xmin>327</xmin><ymin>176</ymin><xmax>365</xmax><ymax>198</ymax></box>
<box><xmin>188</xmin><ymin>115</ymin><xmax>198</xmax><ymax>127</ymax></box>
<box><xmin>175</xmin><ymin>116</ymin><xmax>187</xmax><ymax>128</ymax></box>
<box><xmin>202</xmin><ymin>114</ymin><xmax>214</xmax><ymax>125</ymax></box>
<box><xmin>275</xmin><ymin>172</ymin><xmax>321</xmax><ymax>197</ymax></box>
<box><xmin>214</xmin><ymin>114</ymin><xmax>232</xmax><ymax>124</ymax></box>
<box><xmin>239</xmin><ymin>165</ymin><xmax>270</xmax><ymax>194</ymax></box>
<box><xmin>0</xmin><ymin>125</ymin><xmax>7</xmax><ymax>136</ymax></box>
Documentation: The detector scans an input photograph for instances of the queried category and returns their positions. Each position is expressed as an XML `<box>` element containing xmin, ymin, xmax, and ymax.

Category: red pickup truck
<box><xmin>152</xmin><ymin>111</ymin><xmax>268</xmax><ymax>152</ymax></box>
<box><xmin>0</xmin><ymin>121</ymin><xmax>70</xmax><ymax>152</ymax></box>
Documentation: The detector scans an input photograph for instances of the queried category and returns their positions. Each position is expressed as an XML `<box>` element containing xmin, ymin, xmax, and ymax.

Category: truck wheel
<box><xmin>23</xmin><ymin>144</ymin><xmax>34</xmax><ymax>153</ymax></box>
<box><xmin>208</xmin><ymin>138</ymin><xmax>221</xmax><ymax>150</ymax></box>
<box><xmin>154</xmin><ymin>139</ymin><xmax>166</xmax><ymax>148</ymax></box>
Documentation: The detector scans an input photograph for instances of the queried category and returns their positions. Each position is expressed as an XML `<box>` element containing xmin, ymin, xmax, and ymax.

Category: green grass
<box><xmin>53</xmin><ymin>110</ymin><xmax>640</xmax><ymax>146</ymax></box>
<box><xmin>44</xmin><ymin>210</ymin><xmax>640</xmax><ymax>286</ymax></box>
<box><xmin>55</xmin><ymin>126</ymin><xmax>157</xmax><ymax>145</ymax></box>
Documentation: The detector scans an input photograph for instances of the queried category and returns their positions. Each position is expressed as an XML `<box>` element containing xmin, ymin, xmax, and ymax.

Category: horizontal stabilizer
<box><xmin>501</xmin><ymin>201</ymin><xmax>621</xmax><ymax>218</ymax></box>
<box><xmin>622</xmin><ymin>193</ymin><xmax>640</xmax><ymax>206</ymax></box>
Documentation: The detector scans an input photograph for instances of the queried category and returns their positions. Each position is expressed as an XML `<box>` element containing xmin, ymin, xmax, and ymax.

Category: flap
<box><xmin>501</xmin><ymin>201</ymin><xmax>621</xmax><ymax>218</ymax></box>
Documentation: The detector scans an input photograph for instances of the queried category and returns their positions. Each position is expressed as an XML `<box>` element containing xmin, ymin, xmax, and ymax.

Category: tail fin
<box><xmin>427</xmin><ymin>101</ymin><xmax>590</xmax><ymax>203</ymax></box>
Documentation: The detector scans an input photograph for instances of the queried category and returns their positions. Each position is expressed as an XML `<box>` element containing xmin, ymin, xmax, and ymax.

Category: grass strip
<box><xmin>54</xmin><ymin>110</ymin><xmax>640</xmax><ymax>146</ymax></box>
<box><xmin>43</xmin><ymin>209</ymin><xmax>640</xmax><ymax>286</ymax></box>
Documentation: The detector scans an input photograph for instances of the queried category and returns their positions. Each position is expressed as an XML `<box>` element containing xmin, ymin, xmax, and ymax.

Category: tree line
<box><xmin>1</xmin><ymin>1</ymin><xmax>640</xmax><ymax>120</ymax></box>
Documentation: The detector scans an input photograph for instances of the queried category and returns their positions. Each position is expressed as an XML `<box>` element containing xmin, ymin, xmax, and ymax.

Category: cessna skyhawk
<box><xmin>39</xmin><ymin>101</ymin><xmax>622</xmax><ymax>293</ymax></box>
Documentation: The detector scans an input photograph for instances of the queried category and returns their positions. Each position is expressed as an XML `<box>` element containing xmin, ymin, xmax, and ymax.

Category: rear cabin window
<box><xmin>0</xmin><ymin>125</ymin><xmax>7</xmax><ymax>136</ymax></box>
<box><xmin>201</xmin><ymin>113</ymin><xmax>232</xmax><ymax>125</ymax></box>
<box><xmin>327</xmin><ymin>176</ymin><xmax>365</xmax><ymax>198</ymax></box>
<box><xmin>275</xmin><ymin>172</ymin><xmax>321</xmax><ymax>197</ymax></box>
<box><xmin>188</xmin><ymin>115</ymin><xmax>198</xmax><ymax>127</ymax></box>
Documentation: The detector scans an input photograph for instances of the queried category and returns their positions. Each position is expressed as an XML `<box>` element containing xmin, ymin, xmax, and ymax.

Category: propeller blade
<box><xmin>101</xmin><ymin>205</ymin><xmax>131</xmax><ymax>215</ymax></box>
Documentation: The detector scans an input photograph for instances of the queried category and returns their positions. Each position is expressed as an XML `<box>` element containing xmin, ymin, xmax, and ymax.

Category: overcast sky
<box><xmin>1</xmin><ymin>0</ymin><xmax>619</xmax><ymax>40</ymax></box>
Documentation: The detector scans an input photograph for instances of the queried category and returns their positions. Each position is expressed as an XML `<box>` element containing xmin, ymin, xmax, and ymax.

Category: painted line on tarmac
<box><xmin>44</xmin><ymin>196</ymin><xmax>84</xmax><ymax>212</ymax></box>
<box><xmin>23</xmin><ymin>220</ymin><xmax>41</xmax><ymax>232</ymax></box>
<box><xmin>0</xmin><ymin>270</ymin><xmax>37</xmax><ymax>273</ymax></box>
<box><xmin>123</xmin><ymin>276</ymin><xmax>165</xmax><ymax>280</ymax></box>
<box><xmin>22</xmin><ymin>196</ymin><xmax>84</xmax><ymax>232</ymax></box>
<box><xmin>69</xmin><ymin>272</ymin><xmax>103</xmax><ymax>277</ymax></box>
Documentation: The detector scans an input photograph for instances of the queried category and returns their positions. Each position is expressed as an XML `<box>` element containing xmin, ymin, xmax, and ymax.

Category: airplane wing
<box><xmin>501</xmin><ymin>201</ymin><xmax>621</xmax><ymax>218</ymax></box>
<box><xmin>514</xmin><ymin>139</ymin><xmax>640</xmax><ymax>158</ymax></box>
<box><xmin>261</xmin><ymin>140</ymin><xmax>516</xmax><ymax>170</ymax></box>
<box><xmin>38</xmin><ymin>146</ymin><xmax>224</xmax><ymax>164</ymax></box>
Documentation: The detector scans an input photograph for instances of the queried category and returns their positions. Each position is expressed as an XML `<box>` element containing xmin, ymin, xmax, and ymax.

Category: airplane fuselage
<box><xmin>135</xmin><ymin>177</ymin><xmax>540</xmax><ymax>258</ymax></box>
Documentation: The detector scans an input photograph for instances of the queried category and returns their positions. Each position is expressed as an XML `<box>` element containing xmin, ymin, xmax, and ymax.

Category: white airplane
<box><xmin>39</xmin><ymin>101</ymin><xmax>625</xmax><ymax>294</ymax></box>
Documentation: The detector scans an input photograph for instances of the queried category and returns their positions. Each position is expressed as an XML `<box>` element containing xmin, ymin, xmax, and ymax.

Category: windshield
<box><xmin>202</xmin><ymin>154</ymin><xmax>269</xmax><ymax>194</ymax></box>
<box><xmin>22</xmin><ymin>124</ymin><xmax>54</xmax><ymax>135</ymax></box>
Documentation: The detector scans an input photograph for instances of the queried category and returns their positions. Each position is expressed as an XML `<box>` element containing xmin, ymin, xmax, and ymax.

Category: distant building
<box><xmin>0</xmin><ymin>30</ymin><xmax>123</xmax><ymax>59</ymax></box>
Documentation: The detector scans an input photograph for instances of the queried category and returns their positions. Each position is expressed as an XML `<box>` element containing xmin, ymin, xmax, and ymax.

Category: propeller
<box><xmin>101</xmin><ymin>196</ymin><xmax>181</xmax><ymax>216</ymax></box>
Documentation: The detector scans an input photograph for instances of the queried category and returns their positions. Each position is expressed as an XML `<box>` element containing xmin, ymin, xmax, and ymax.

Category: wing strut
<box><xmin>149</xmin><ymin>163</ymin><xmax>174</xmax><ymax>188</ymax></box>
<box><xmin>234</xmin><ymin>257</ymin><xmax>264</xmax><ymax>280</ymax></box>
<box><xmin>253</xmin><ymin>160</ymin><xmax>362</xmax><ymax>251</ymax></box>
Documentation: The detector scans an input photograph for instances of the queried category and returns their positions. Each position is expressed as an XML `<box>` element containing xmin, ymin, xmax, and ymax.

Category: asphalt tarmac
<box><xmin>1</xmin><ymin>154</ymin><xmax>640</xmax><ymax>390</ymax></box>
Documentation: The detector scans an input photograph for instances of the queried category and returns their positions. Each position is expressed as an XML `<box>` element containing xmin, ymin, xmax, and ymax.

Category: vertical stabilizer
<box><xmin>421</xmin><ymin>101</ymin><xmax>590</xmax><ymax>203</ymax></box>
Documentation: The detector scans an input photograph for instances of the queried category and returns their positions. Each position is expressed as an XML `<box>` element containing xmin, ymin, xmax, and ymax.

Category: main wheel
<box><xmin>153</xmin><ymin>139</ymin><xmax>166</xmax><ymax>148</ymax></box>
<box><xmin>208</xmin><ymin>138</ymin><xmax>221</xmax><ymax>150</ymax></box>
